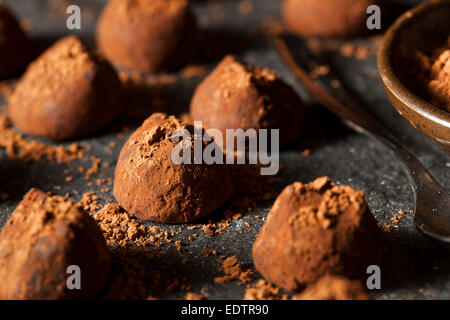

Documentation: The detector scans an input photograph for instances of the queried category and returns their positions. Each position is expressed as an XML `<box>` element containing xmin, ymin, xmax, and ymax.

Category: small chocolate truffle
<box><xmin>189</xmin><ymin>55</ymin><xmax>304</xmax><ymax>145</ymax></box>
<box><xmin>97</xmin><ymin>0</ymin><xmax>199</xmax><ymax>72</ymax></box>
<box><xmin>0</xmin><ymin>4</ymin><xmax>31</xmax><ymax>79</ymax></box>
<box><xmin>0</xmin><ymin>189</ymin><xmax>110</xmax><ymax>300</ymax></box>
<box><xmin>252</xmin><ymin>177</ymin><xmax>383</xmax><ymax>291</ymax></box>
<box><xmin>8</xmin><ymin>36</ymin><xmax>122</xmax><ymax>141</ymax></box>
<box><xmin>294</xmin><ymin>275</ymin><xmax>369</xmax><ymax>300</ymax></box>
<box><xmin>113</xmin><ymin>113</ymin><xmax>234</xmax><ymax>223</ymax></box>
<box><xmin>283</xmin><ymin>0</ymin><xmax>380</xmax><ymax>38</ymax></box>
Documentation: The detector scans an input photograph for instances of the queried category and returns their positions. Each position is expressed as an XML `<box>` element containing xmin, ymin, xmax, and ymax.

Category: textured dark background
<box><xmin>0</xmin><ymin>0</ymin><xmax>449</xmax><ymax>299</ymax></box>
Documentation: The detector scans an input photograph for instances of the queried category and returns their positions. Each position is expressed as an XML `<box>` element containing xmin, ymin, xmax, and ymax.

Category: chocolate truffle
<box><xmin>283</xmin><ymin>0</ymin><xmax>380</xmax><ymax>38</ymax></box>
<box><xmin>252</xmin><ymin>177</ymin><xmax>383</xmax><ymax>291</ymax></box>
<box><xmin>410</xmin><ymin>41</ymin><xmax>450</xmax><ymax>113</ymax></box>
<box><xmin>189</xmin><ymin>55</ymin><xmax>304</xmax><ymax>145</ymax></box>
<box><xmin>294</xmin><ymin>275</ymin><xmax>369</xmax><ymax>300</ymax></box>
<box><xmin>113</xmin><ymin>113</ymin><xmax>234</xmax><ymax>223</ymax></box>
<box><xmin>0</xmin><ymin>4</ymin><xmax>31</xmax><ymax>79</ymax></box>
<box><xmin>0</xmin><ymin>189</ymin><xmax>110</xmax><ymax>300</ymax></box>
<box><xmin>8</xmin><ymin>36</ymin><xmax>122</xmax><ymax>141</ymax></box>
<box><xmin>97</xmin><ymin>0</ymin><xmax>199</xmax><ymax>72</ymax></box>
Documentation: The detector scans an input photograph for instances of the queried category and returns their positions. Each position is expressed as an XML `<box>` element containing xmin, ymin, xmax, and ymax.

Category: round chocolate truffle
<box><xmin>113</xmin><ymin>113</ymin><xmax>234</xmax><ymax>223</ymax></box>
<box><xmin>0</xmin><ymin>4</ymin><xmax>30</xmax><ymax>79</ymax></box>
<box><xmin>97</xmin><ymin>0</ymin><xmax>199</xmax><ymax>72</ymax></box>
<box><xmin>252</xmin><ymin>177</ymin><xmax>383</xmax><ymax>291</ymax></box>
<box><xmin>0</xmin><ymin>189</ymin><xmax>111</xmax><ymax>300</ymax></box>
<box><xmin>8</xmin><ymin>36</ymin><xmax>122</xmax><ymax>141</ymax></box>
<box><xmin>189</xmin><ymin>55</ymin><xmax>304</xmax><ymax>145</ymax></box>
<box><xmin>283</xmin><ymin>0</ymin><xmax>380</xmax><ymax>38</ymax></box>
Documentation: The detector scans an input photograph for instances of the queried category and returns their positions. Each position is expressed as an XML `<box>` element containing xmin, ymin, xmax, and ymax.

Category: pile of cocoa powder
<box><xmin>408</xmin><ymin>36</ymin><xmax>450</xmax><ymax>113</ymax></box>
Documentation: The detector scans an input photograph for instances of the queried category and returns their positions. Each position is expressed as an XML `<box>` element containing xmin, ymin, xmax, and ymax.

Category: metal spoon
<box><xmin>273</xmin><ymin>34</ymin><xmax>450</xmax><ymax>242</ymax></box>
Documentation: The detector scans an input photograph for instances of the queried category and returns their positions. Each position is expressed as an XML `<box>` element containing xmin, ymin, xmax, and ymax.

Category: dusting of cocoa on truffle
<box><xmin>113</xmin><ymin>113</ymin><xmax>234</xmax><ymax>224</ymax></box>
<box><xmin>244</xmin><ymin>279</ymin><xmax>288</xmax><ymax>300</ymax></box>
<box><xmin>214</xmin><ymin>256</ymin><xmax>254</xmax><ymax>285</ymax></box>
<box><xmin>0</xmin><ymin>114</ymin><xmax>84</xmax><ymax>163</ymax></box>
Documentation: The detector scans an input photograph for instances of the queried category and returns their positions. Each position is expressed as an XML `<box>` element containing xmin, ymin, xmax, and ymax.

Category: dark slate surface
<box><xmin>0</xmin><ymin>0</ymin><xmax>449</xmax><ymax>300</ymax></box>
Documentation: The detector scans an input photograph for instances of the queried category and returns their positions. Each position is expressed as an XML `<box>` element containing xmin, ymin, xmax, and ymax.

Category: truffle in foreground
<box><xmin>0</xmin><ymin>189</ymin><xmax>111</xmax><ymax>299</ymax></box>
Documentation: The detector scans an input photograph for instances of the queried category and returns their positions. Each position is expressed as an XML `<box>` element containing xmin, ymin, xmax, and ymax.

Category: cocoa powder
<box><xmin>214</xmin><ymin>256</ymin><xmax>254</xmax><ymax>285</ymax></box>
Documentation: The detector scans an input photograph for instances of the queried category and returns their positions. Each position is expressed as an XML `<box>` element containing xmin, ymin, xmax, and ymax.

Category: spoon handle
<box><xmin>272</xmin><ymin>35</ymin><xmax>438</xmax><ymax>191</ymax></box>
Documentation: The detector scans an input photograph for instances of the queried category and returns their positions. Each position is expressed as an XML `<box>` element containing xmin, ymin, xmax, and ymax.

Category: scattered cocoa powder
<box><xmin>214</xmin><ymin>256</ymin><xmax>254</xmax><ymax>285</ymax></box>
<box><xmin>79</xmin><ymin>192</ymin><xmax>103</xmax><ymax>213</ymax></box>
<box><xmin>85</xmin><ymin>156</ymin><xmax>101</xmax><ymax>180</ymax></box>
<box><xmin>294</xmin><ymin>275</ymin><xmax>369</xmax><ymax>300</ymax></box>
<box><xmin>0</xmin><ymin>114</ymin><xmax>84</xmax><ymax>163</ymax></box>
<box><xmin>101</xmin><ymin>247</ymin><xmax>151</xmax><ymax>300</ymax></box>
<box><xmin>185</xmin><ymin>292</ymin><xmax>208</xmax><ymax>300</ymax></box>
<box><xmin>203</xmin><ymin>225</ymin><xmax>215</xmax><ymax>236</ymax></box>
<box><xmin>310</xmin><ymin>64</ymin><xmax>330</xmax><ymax>79</ymax></box>
<box><xmin>244</xmin><ymin>279</ymin><xmax>288</xmax><ymax>300</ymax></box>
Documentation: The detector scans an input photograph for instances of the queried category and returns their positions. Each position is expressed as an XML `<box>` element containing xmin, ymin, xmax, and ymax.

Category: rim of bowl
<box><xmin>378</xmin><ymin>0</ymin><xmax>450</xmax><ymax>129</ymax></box>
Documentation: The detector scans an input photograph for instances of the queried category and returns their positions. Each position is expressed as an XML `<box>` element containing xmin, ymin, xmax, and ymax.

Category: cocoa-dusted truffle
<box><xmin>294</xmin><ymin>275</ymin><xmax>369</xmax><ymax>300</ymax></box>
<box><xmin>0</xmin><ymin>4</ymin><xmax>31</xmax><ymax>79</ymax></box>
<box><xmin>97</xmin><ymin>0</ymin><xmax>199</xmax><ymax>72</ymax></box>
<box><xmin>113</xmin><ymin>113</ymin><xmax>234</xmax><ymax>223</ymax></box>
<box><xmin>0</xmin><ymin>189</ymin><xmax>110</xmax><ymax>299</ymax></box>
<box><xmin>8</xmin><ymin>36</ymin><xmax>122</xmax><ymax>141</ymax></box>
<box><xmin>283</xmin><ymin>0</ymin><xmax>380</xmax><ymax>38</ymax></box>
<box><xmin>189</xmin><ymin>55</ymin><xmax>304</xmax><ymax>145</ymax></box>
<box><xmin>252</xmin><ymin>177</ymin><xmax>383</xmax><ymax>291</ymax></box>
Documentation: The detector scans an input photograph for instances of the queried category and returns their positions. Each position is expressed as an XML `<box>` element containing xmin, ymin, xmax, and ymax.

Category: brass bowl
<box><xmin>378</xmin><ymin>0</ymin><xmax>450</xmax><ymax>155</ymax></box>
